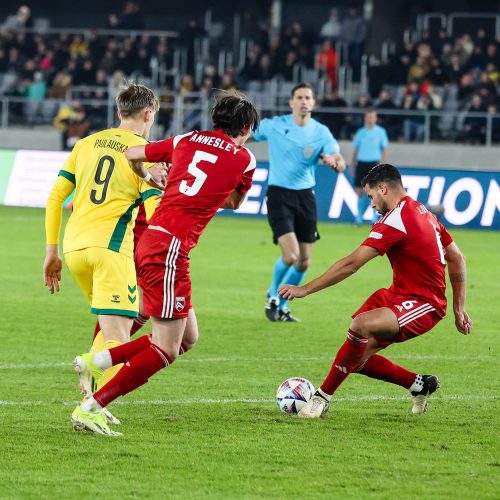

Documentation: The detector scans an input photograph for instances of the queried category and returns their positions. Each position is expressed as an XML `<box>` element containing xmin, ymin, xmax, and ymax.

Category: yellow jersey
<box><xmin>46</xmin><ymin>128</ymin><xmax>161</xmax><ymax>258</ymax></box>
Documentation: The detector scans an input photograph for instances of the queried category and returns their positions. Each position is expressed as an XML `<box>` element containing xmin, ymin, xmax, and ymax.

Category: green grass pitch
<box><xmin>0</xmin><ymin>206</ymin><xmax>498</xmax><ymax>499</ymax></box>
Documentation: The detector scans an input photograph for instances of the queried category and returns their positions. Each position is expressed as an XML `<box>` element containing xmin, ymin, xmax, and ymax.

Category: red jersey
<box><xmin>362</xmin><ymin>196</ymin><xmax>454</xmax><ymax>315</ymax></box>
<box><xmin>133</xmin><ymin>203</ymin><xmax>148</xmax><ymax>250</ymax></box>
<box><xmin>144</xmin><ymin>129</ymin><xmax>256</xmax><ymax>249</ymax></box>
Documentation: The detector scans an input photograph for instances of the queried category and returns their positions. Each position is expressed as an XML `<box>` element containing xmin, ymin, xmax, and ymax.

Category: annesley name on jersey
<box><xmin>188</xmin><ymin>133</ymin><xmax>240</xmax><ymax>155</ymax></box>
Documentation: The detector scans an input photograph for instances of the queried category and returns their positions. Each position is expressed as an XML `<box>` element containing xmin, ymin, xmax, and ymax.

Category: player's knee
<box><xmin>282</xmin><ymin>252</ymin><xmax>297</xmax><ymax>266</ymax></box>
<box><xmin>350</xmin><ymin>316</ymin><xmax>373</xmax><ymax>339</ymax></box>
<box><xmin>296</xmin><ymin>257</ymin><xmax>310</xmax><ymax>272</ymax></box>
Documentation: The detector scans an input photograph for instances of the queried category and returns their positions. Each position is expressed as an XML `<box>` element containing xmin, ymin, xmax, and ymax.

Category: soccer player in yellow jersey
<box><xmin>43</xmin><ymin>82</ymin><xmax>167</xmax><ymax>435</ymax></box>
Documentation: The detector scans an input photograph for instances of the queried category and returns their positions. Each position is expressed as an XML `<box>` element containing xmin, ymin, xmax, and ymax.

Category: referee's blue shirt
<box><xmin>353</xmin><ymin>124</ymin><xmax>389</xmax><ymax>162</ymax></box>
<box><xmin>252</xmin><ymin>114</ymin><xmax>339</xmax><ymax>190</ymax></box>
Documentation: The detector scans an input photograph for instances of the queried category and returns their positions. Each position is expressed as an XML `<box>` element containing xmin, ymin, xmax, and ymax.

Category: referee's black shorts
<box><xmin>354</xmin><ymin>161</ymin><xmax>379</xmax><ymax>188</ymax></box>
<box><xmin>266</xmin><ymin>186</ymin><xmax>319</xmax><ymax>244</ymax></box>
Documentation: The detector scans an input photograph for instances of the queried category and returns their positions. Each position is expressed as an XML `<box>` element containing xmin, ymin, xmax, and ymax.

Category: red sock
<box><xmin>94</xmin><ymin>343</ymin><xmax>172</xmax><ymax>407</ymax></box>
<box><xmin>109</xmin><ymin>334</ymin><xmax>152</xmax><ymax>365</ymax></box>
<box><xmin>320</xmin><ymin>329</ymin><xmax>368</xmax><ymax>395</ymax></box>
<box><xmin>354</xmin><ymin>354</ymin><xmax>416</xmax><ymax>389</ymax></box>
<box><xmin>130</xmin><ymin>313</ymin><xmax>149</xmax><ymax>336</ymax></box>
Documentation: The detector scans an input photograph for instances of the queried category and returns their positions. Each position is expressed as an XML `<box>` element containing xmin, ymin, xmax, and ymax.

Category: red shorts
<box><xmin>353</xmin><ymin>288</ymin><xmax>443</xmax><ymax>347</ymax></box>
<box><xmin>135</xmin><ymin>228</ymin><xmax>192</xmax><ymax>319</ymax></box>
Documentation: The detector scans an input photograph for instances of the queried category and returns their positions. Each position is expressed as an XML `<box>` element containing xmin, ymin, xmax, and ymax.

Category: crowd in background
<box><xmin>0</xmin><ymin>2</ymin><xmax>499</xmax><ymax>145</ymax></box>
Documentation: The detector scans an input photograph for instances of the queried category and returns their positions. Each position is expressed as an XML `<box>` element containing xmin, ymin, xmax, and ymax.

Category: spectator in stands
<box><xmin>341</xmin><ymin>7</ymin><xmax>366</xmax><ymax>81</ymax></box>
<box><xmin>319</xmin><ymin>9</ymin><xmax>342</xmax><ymax>42</ymax></box>
<box><xmin>25</xmin><ymin>71</ymin><xmax>46</xmax><ymax>124</ymax></box>
<box><xmin>401</xmin><ymin>93</ymin><xmax>423</xmax><ymax>142</ymax></box>
<box><xmin>457</xmin><ymin>93</ymin><xmax>487</xmax><ymax>144</ymax></box>
<box><xmin>53</xmin><ymin>99</ymin><xmax>90</xmax><ymax>150</ymax></box>
<box><xmin>427</xmin><ymin>56</ymin><xmax>447</xmax><ymax>85</ymax></box>
<box><xmin>320</xmin><ymin>88</ymin><xmax>348</xmax><ymax>139</ymax></box>
<box><xmin>344</xmin><ymin>94</ymin><xmax>372</xmax><ymax>139</ymax></box>
<box><xmin>108</xmin><ymin>1</ymin><xmax>144</xmax><ymax>30</ymax></box>
<box><xmin>487</xmin><ymin>104</ymin><xmax>500</xmax><ymax>143</ymax></box>
<box><xmin>483</xmin><ymin>43</ymin><xmax>500</xmax><ymax>70</ymax></box>
<box><xmin>1</xmin><ymin>5</ymin><xmax>32</xmax><ymax>34</ymax></box>
<box><xmin>278</xmin><ymin>50</ymin><xmax>298</xmax><ymax>81</ymax></box>
<box><xmin>315</xmin><ymin>39</ymin><xmax>337</xmax><ymax>90</ymax></box>
<box><xmin>407</xmin><ymin>56</ymin><xmax>431</xmax><ymax>83</ymax></box>
<box><xmin>48</xmin><ymin>71</ymin><xmax>72</xmax><ymax>99</ymax></box>
<box><xmin>457</xmin><ymin>72</ymin><xmax>477</xmax><ymax>106</ymax></box>
<box><xmin>240</xmin><ymin>45</ymin><xmax>262</xmax><ymax>83</ymax></box>
<box><xmin>181</xmin><ymin>18</ymin><xmax>206</xmax><ymax>73</ymax></box>
<box><xmin>446</xmin><ymin>54</ymin><xmax>465</xmax><ymax>84</ymax></box>
<box><xmin>376</xmin><ymin>89</ymin><xmax>399</xmax><ymax>140</ymax></box>
<box><xmin>256</xmin><ymin>53</ymin><xmax>275</xmax><ymax>81</ymax></box>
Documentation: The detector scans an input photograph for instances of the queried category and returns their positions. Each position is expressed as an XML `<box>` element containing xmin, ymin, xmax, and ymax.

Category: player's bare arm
<box><xmin>444</xmin><ymin>241</ymin><xmax>472</xmax><ymax>335</ymax></box>
<box><xmin>221</xmin><ymin>189</ymin><xmax>247</xmax><ymax>210</ymax></box>
<box><xmin>43</xmin><ymin>244</ymin><xmax>62</xmax><ymax>294</ymax></box>
<box><xmin>125</xmin><ymin>146</ymin><xmax>168</xmax><ymax>189</ymax></box>
<box><xmin>320</xmin><ymin>153</ymin><xmax>346</xmax><ymax>173</ymax></box>
<box><xmin>279</xmin><ymin>245</ymin><xmax>379</xmax><ymax>300</ymax></box>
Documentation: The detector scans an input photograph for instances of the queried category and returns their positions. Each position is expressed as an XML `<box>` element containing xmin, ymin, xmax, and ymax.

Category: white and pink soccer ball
<box><xmin>276</xmin><ymin>377</ymin><xmax>315</xmax><ymax>414</ymax></box>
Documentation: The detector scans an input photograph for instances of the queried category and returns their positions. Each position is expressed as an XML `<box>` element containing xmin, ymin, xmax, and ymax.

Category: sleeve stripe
<box><xmin>173</xmin><ymin>131</ymin><xmax>195</xmax><ymax>149</ymax></box>
<box><xmin>141</xmin><ymin>189</ymin><xmax>162</xmax><ymax>201</ymax></box>
<box><xmin>58</xmin><ymin>169</ymin><xmax>75</xmax><ymax>184</ymax></box>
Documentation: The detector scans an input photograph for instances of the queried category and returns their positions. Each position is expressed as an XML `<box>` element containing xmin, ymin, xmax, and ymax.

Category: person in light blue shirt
<box><xmin>351</xmin><ymin>110</ymin><xmax>389</xmax><ymax>225</ymax></box>
<box><xmin>252</xmin><ymin>82</ymin><xmax>346</xmax><ymax>322</ymax></box>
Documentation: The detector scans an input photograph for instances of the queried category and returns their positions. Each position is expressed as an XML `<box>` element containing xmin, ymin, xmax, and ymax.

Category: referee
<box><xmin>351</xmin><ymin>109</ymin><xmax>389</xmax><ymax>225</ymax></box>
<box><xmin>252</xmin><ymin>82</ymin><xmax>345</xmax><ymax>322</ymax></box>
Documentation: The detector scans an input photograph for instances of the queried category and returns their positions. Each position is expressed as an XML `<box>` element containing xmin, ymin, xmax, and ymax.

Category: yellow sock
<box><xmin>97</xmin><ymin>340</ymin><xmax>124</xmax><ymax>390</ymax></box>
<box><xmin>91</xmin><ymin>331</ymin><xmax>106</xmax><ymax>353</ymax></box>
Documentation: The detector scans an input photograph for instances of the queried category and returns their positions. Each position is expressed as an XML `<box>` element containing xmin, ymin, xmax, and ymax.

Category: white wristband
<box><xmin>142</xmin><ymin>171</ymin><xmax>152</xmax><ymax>182</ymax></box>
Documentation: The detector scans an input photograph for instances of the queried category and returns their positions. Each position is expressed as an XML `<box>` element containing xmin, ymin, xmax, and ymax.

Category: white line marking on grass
<box><xmin>0</xmin><ymin>354</ymin><xmax>496</xmax><ymax>370</ymax></box>
<box><xmin>1</xmin><ymin>395</ymin><xmax>498</xmax><ymax>406</ymax></box>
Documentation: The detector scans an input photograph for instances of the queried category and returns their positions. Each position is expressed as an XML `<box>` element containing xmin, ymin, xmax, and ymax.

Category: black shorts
<box><xmin>354</xmin><ymin>161</ymin><xmax>379</xmax><ymax>188</ymax></box>
<box><xmin>266</xmin><ymin>186</ymin><xmax>319</xmax><ymax>244</ymax></box>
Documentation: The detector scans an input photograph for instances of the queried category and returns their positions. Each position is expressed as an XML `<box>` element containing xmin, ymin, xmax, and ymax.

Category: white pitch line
<box><xmin>0</xmin><ymin>354</ymin><xmax>496</xmax><ymax>370</ymax></box>
<box><xmin>0</xmin><ymin>395</ymin><xmax>498</xmax><ymax>407</ymax></box>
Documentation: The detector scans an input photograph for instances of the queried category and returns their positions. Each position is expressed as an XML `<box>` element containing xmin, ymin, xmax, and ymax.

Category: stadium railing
<box><xmin>1</xmin><ymin>91</ymin><xmax>499</xmax><ymax>146</ymax></box>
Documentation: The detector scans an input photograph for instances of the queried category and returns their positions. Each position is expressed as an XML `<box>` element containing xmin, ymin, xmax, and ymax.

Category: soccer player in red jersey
<box><xmin>71</xmin><ymin>91</ymin><xmax>260</xmax><ymax>435</ymax></box>
<box><xmin>279</xmin><ymin>163</ymin><xmax>472</xmax><ymax>418</ymax></box>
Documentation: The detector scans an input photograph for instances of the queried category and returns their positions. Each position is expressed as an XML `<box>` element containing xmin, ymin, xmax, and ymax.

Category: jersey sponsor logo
<box><xmin>303</xmin><ymin>147</ymin><xmax>315</xmax><ymax>159</ymax></box>
<box><xmin>175</xmin><ymin>296</ymin><xmax>185</xmax><ymax>312</ymax></box>
<box><xmin>368</xmin><ymin>231</ymin><xmax>383</xmax><ymax>239</ymax></box>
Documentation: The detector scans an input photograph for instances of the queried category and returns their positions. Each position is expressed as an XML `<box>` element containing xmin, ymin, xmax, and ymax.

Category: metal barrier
<box><xmin>1</xmin><ymin>94</ymin><xmax>499</xmax><ymax>146</ymax></box>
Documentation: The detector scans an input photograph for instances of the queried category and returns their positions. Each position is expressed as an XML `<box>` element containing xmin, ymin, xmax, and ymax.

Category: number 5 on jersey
<box><xmin>179</xmin><ymin>150</ymin><xmax>218</xmax><ymax>197</ymax></box>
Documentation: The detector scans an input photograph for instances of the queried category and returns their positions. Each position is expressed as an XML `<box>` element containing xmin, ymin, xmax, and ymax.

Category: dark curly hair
<box><xmin>361</xmin><ymin>163</ymin><xmax>403</xmax><ymax>188</ymax></box>
<box><xmin>211</xmin><ymin>90</ymin><xmax>260</xmax><ymax>138</ymax></box>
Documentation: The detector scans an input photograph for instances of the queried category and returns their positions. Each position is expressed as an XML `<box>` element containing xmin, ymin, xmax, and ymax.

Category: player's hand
<box><xmin>278</xmin><ymin>284</ymin><xmax>308</xmax><ymax>301</ymax></box>
<box><xmin>147</xmin><ymin>162</ymin><xmax>169</xmax><ymax>190</ymax></box>
<box><xmin>454</xmin><ymin>310</ymin><xmax>472</xmax><ymax>335</ymax></box>
<box><xmin>320</xmin><ymin>154</ymin><xmax>345</xmax><ymax>173</ymax></box>
<box><xmin>43</xmin><ymin>254</ymin><xmax>62</xmax><ymax>294</ymax></box>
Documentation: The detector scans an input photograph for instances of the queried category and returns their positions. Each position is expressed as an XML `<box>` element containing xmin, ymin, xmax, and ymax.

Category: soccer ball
<box><xmin>276</xmin><ymin>377</ymin><xmax>315</xmax><ymax>414</ymax></box>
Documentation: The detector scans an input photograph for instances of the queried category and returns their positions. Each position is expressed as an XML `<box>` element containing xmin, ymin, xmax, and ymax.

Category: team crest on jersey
<box><xmin>175</xmin><ymin>297</ymin><xmax>185</xmax><ymax>311</ymax></box>
<box><xmin>303</xmin><ymin>147</ymin><xmax>315</xmax><ymax>159</ymax></box>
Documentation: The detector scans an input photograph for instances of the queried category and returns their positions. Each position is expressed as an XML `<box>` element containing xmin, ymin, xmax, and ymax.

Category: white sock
<box><xmin>80</xmin><ymin>397</ymin><xmax>103</xmax><ymax>413</ymax></box>
<box><xmin>409</xmin><ymin>374</ymin><xmax>424</xmax><ymax>393</ymax></box>
<box><xmin>316</xmin><ymin>388</ymin><xmax>332</xmax><ymax>401</ymax></box>
<box><xmin>93</xmin><ymin>350</ymin><xmax>112</xmax><ymax>370</ymax></box>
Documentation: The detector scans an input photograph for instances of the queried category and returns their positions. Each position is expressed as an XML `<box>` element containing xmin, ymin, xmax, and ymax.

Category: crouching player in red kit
<box><xmin>279</xmin><ymin>164</ymin><xmax>472</xmax><ymax>418</ymax></box>
<box><xmin>70</xmin><ymin>91</ymin><xmax>260</xmax><ymax>436</ymax></box>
